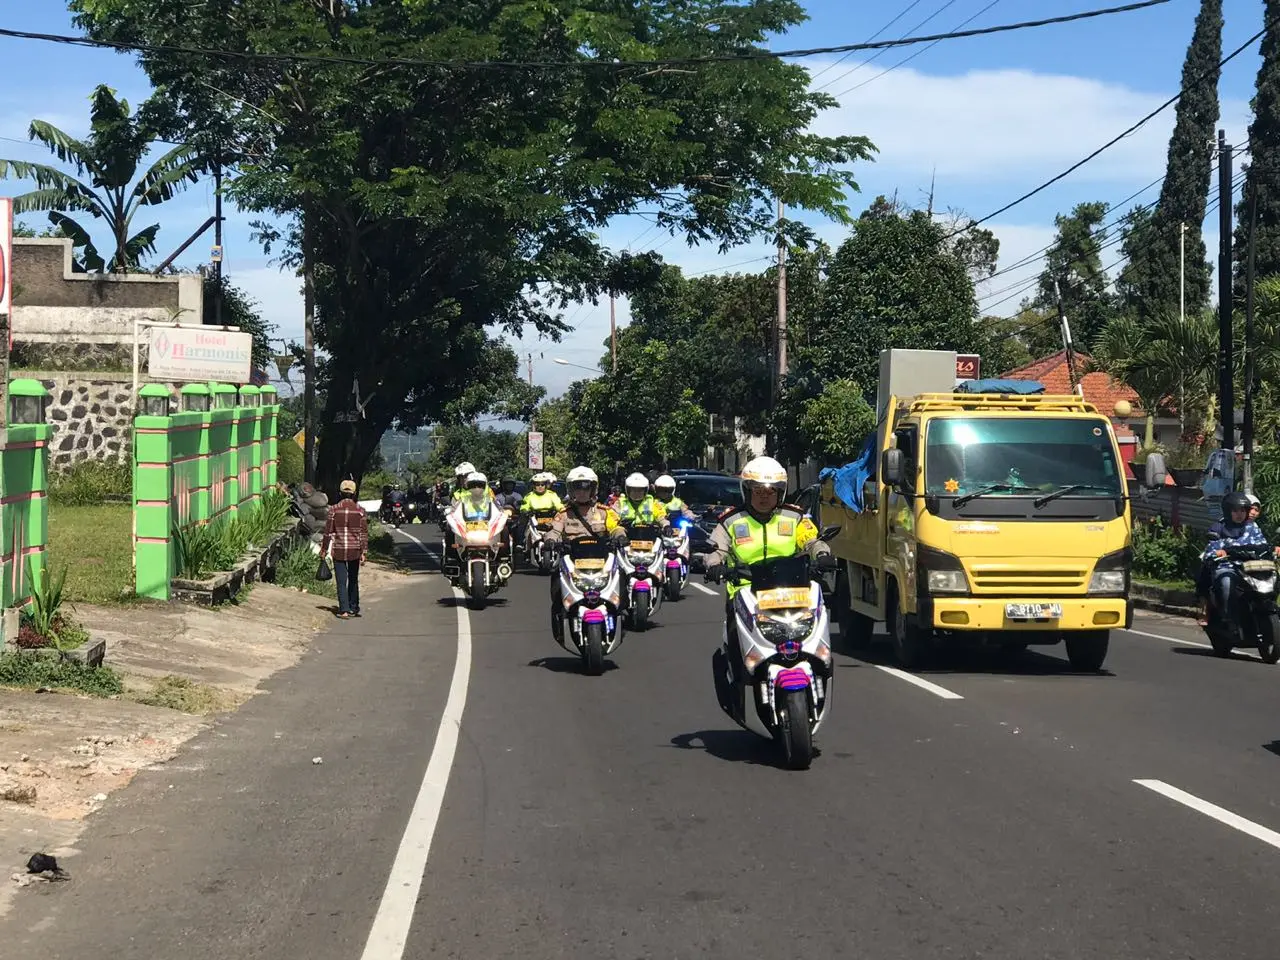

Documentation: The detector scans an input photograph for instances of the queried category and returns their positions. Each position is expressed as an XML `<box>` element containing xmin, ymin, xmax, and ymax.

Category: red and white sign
<box><xmin>0</xmin><ymin>197</ymin><xmax>12</xmax><ymax>321</ymax></box>
<box><xmin>956</xmin><ymin>354</ymin><xmax>981</xmax><ymax>381</ymax></box>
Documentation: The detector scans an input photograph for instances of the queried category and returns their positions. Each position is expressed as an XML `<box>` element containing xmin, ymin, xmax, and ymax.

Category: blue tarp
<box><xmin>955</xmin><ymin>378</ymin><xmax>1045</xmax><ymax>395</ymax></box>
<box><xmin>818</xmin><ymin>433</ymin><xmax>877</xmax><ymax>514</ymax></box>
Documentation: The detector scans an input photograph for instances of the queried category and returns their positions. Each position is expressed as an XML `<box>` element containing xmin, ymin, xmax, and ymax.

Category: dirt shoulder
<box><xmin>0</xmin><ymin>564</ymin><xmax>404</xmax><ymax>914</ymax></box>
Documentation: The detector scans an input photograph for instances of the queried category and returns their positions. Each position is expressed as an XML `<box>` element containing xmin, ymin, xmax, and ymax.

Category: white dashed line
<box><xmin>1122</xmin><ymin>627</ymin><xmax>1214</xmax><ymax>651</ymax></box>
<box><xmin>690</xmin><ymin>581</ymin><xmax>718</xmax><ymax>596</ymax></box>
<box><xmin>873</xmin><ymin>665</ymin><xmax>965</xmax><ymax>700</ymax></box>
<box><xmin>1134</xmin><ymin>780</ymin><xmax>1280</xmax><ymax>852</ymax></box>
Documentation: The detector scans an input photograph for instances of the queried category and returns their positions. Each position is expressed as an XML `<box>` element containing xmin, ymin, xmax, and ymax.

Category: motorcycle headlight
<box><xmin>1088</xmin><ymin>547</ymin><xmax>1131</xmax><ymax>596</ymax></box>
<box><xmin>574</xmin><ymin>571</ymin><xmax>608</xmax><ymax>590</ymax></box>
<box><xmin>918</xmin><ymin>545</ymin><xmax>969</xmax><ymax>595</ymax></box>
<box><xmin>755</xmin><ymin>611</ymin><xmax>815</xmax><ymax>644</ymax></box>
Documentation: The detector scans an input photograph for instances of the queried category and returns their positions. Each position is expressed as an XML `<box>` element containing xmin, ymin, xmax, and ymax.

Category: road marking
<box><xmin>1134</xmin><ymin>779</ymin><xmax>1280</xmax><ymax>852</ymax></box>
<box><xmin>1123</xmin><ymin>627</ymin><xmax>1214</xmax><ymax>650</ymax></box>
<box><xmin>690</xmin><ymin>581</ymin><xmax>718</xmax><ymax>596</ymax></box>
<box><xmin>873</xmin><ymin>665</ymin><xmax>965</xmax><ymax>700</ymax></box>
<box><xmin>397</xmin><ymin>527</ymin><xmax>439</xmax><ymax>563</ymax></box>
<box><xmin>359</xmin><ymin>586</ymin><xmax>472</xmax><ymax>959</ymax></box>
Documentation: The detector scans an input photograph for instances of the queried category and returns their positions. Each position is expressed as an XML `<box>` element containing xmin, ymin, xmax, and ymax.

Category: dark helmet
<box><xmin>1222</xmin><ymin>491</ymin><xmax>1251</xmax><ymax>519</ymax></box>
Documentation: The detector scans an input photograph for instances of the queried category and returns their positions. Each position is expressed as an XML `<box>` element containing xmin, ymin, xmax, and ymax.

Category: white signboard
<box><xmin>0</xmin><ymin>197</ymin><xmax>12</xmax><ymax>320</ymax></box>
<box><xmin>527</xmin><ymin>431</ymin><xmax>544</xmax><ymax>470</ymax></box>
<box><xmin>148</xmin><ymin>325</ymin><xmax>253</xmax><ymax>383</ymax></box>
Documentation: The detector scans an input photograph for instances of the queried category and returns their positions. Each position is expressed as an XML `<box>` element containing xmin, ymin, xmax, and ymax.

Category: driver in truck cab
<box><xmin>703</xmin><ymin>457</ymin><xmax>835</xmax><ymax>721</ymax></box>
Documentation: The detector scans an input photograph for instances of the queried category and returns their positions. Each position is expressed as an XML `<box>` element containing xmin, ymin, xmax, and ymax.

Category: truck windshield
<box><xmin>925</xmin><ymin>417</ymin><xmax>1121</xmax><ymax>499</ymax></box>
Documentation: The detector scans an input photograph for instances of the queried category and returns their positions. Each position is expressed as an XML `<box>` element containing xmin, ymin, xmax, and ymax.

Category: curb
<box><xmin>1131</xmin><ymin>581</ymin><xmax>1197</xmax><ymax>618</ymax></box>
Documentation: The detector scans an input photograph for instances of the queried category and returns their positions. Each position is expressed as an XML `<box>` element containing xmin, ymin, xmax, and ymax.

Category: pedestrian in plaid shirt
<box><xmin>321</xmin><ymin>479</ymin><xmax>368</xmax><ymax>618</ymax></box>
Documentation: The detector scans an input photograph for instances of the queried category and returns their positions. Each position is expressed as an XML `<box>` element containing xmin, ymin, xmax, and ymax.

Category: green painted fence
<box><xmin>133</xmin><ymin>382</ymin><xmax>280</xmax><ymax>601</ymax></box>
<box><xmin>1</xmin><ymin>379</ymin><xmax>52</xmax><ymax>613</ymax></box>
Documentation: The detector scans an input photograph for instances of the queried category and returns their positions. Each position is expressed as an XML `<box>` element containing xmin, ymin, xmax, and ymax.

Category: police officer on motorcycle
<box><xmin>703</xmin><ymin>456</ymin><xmax>835</xmax><ymax>722</ymax></box>
<box><xmin>544</xmin><ymin>466</ymin><xmax>627</xmax><ymax>642</ymax></box>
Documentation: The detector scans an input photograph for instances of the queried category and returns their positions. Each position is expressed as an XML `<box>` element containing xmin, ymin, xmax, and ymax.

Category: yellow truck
<box><xmin>820</xmin><ymin>350</ymin><xmax>1132</xmax><ymax>672</ymax></box>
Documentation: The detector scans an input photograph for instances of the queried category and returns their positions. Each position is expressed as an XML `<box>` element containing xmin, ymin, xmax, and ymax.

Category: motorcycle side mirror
<box><xmin>819</xmin><ymin>525</ymin><xmax>841</xmax><ymax>542</ymax></box>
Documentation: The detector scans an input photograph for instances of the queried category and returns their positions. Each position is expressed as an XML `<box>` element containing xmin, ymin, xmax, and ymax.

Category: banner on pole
<box><xmin>527</xmin><ymin>431</ymin><xmax>544</xmax><ymax>470</ymax></box>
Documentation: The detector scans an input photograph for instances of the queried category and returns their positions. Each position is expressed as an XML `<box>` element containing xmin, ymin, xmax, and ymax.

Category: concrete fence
<box><xmin>0</xmin><ymin>379</ymin><xmax>53</xmax><ymax>611</ymax></box>
<box><xmin>133</xmin><ymin>383</ymin><xmax>280</xmax><ymax>600</ymax></box>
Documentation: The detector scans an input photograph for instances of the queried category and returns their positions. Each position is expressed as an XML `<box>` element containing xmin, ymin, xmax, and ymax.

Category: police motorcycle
<box><xmin>696</xmin><ymin>543</ymin><xmax>836</xmax><ymax>771</ymax></box>
<box><xmin>616</xmin><ymin>522</ymin><xmax>665</xmax><ymax>630</ymax></box>
<box><xmin>553</xmin><ymin>536</ymin><xmax>626</xmax><ymax>675</ymax></box>
<box><xmin>1203</xmin><ymin>543</ymin><xmax>1280</xmax><ymax>663</ymax></box>
<box><xmin>661</xmin><ymin>517</ymin><xmax>693</xmax><ymax>601</ymax></box>
<box><xmin>525</xmin><ymin>508</ymin><xmax>558</xmax><ymax>574</ymax></box>
<box><xmin>442</xmin><ymin>484</ymin><xmax>512</xmax><ymax>610</ymax></box>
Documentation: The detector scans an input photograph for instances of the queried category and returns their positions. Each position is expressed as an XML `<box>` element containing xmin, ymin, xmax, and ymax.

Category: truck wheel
<box><xmin>1064</xmin><ymin>630</ymin><xmax>1108</xmax><ymax>672</ymax></box>
<box><xmin>889</xmin><ymin>586</ymin><xmax>931</xmax><ymax>671</ymax></box>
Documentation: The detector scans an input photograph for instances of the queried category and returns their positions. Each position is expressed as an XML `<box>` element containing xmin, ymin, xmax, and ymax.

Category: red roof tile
<box><xmin>999</xmin><ymin>350</ymin><xmax>1142</xmax><ymax>417</ymax></box>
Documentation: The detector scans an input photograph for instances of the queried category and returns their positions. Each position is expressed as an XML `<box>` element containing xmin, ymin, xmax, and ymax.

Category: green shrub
<box><xmin>49</xmin><ymin>459</ymin><xmax>132</xmax><ymax>506</ymax></box>
<box><xmin>0</xmin><ymin>651</ymin><xmax>123</xmax><ymax>697</ymax></box>
<box><xmin>278</xmin><ymin>438</ymin><xmax>304</xmax><ymax>485</ymax></box>
<box><xmin>275</xmin><ymin>541</ymin><xmax>337</xmax><ymax>598</ymax></box>
<box><xmin>173</xmin><ymin>522</ymin><xmax>221</xmax><ymax>580</ymax></box>
<box><xmin>1132</xmin><ymin>517</ymin><xmax>1203</xmax><ymax>584</ymax></box>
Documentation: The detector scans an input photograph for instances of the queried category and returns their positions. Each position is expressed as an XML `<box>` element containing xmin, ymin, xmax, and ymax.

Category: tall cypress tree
<box><xmin>1120</xmin><ymin>0</ymin><xmax>1221</xmax><ymax>318</ymax></box>
<box><xmin>1236</xmin><ymin>1</ymin><xmax>1280</xmax><ymax>286</ymax></box>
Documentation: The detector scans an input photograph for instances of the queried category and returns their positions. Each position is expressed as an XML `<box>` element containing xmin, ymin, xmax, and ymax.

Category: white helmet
<box><xmin>654</xmin><ymin>474</ymin><xmax>676</xmax><ymax>493</ymax></box>
<box><xmin>567</xmin><ymin>465</ymin><xmax>598</xmax><ymax>485</ymax></box>
<box><xmin>741</xmin><ymin>455</ymin><xmax>788</xmax><ymax>504</ymax></box>
<box><xmin>531</xmin><ymin>472</ymin><xmax>549</xmax><ymax>484</ymax></box>
<box><xmin>465</xmin><ymin>471</ymin><xmax>488</xmax><ymax>489</ymax></box>
<box><xmin>455</xmin><ymin>461</ymin><xmax>476</xmax><ymax>477</ymax></box>
<box><xmin>624</xmin><ymin>471</ymin><xmax>649</xmax><ymax>498</ymax></box>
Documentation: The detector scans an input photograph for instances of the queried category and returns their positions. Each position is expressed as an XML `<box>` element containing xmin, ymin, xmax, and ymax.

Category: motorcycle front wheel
<box><xmin>1258</xmin><ymin>613</ymin><xmax>1280</xmax><ymax>664</ymax></box>
<box><xmin>631</xmin><ymin>591</ymin><xmax>651</xmax><ymax>631</ymax></box>
<box><xmin>778</xmin><ymin>688</ymin><xmax>813</xmax><ymax>770</ymax></box>
<box><xmin>468</xmin><ymin>559</ymin><xmax>487</xmax><ymax>610</ymax></box>
<box><xmin>664</xmin><ymin>575</ymin><xmax>682</xmax><ymax>602</ymax></box>
<box><xmin>582</xmin><ymin>621</ymin><xmax>605</xmax><ymax>676</ymax></box>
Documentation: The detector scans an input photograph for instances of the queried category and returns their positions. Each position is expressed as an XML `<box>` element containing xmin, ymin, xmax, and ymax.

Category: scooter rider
<box><xmin>703</xmin><ymin>456</ymin><xmax>835</xmax><ymax>722</ymax></box>
<box><xmin>1199</xmin><ymin>491</ymin><xmax>1280</xmax><ymax>625</ymax></box>
<box><xmin>653</xmin><ymin>474</ymin><xmax>697</xmax><ymax>523</ymax></box>
<box><xmin>544</xmin><ymin>466</ymin><xmax>627</xmax><ymax>641</ymax></box>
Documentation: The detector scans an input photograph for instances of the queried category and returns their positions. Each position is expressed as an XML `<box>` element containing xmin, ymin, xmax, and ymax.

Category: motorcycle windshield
<box><xmin>626</xmin><ymin>523</ymin><xmax>662</xmax><ymax>548</ymax></box>
<box><xmin>746</xmin><ymin>554</ymin><xmax>811</xmax><ymax>592</ymax></box>
<box><xmin>569</xmin><ymin>538</ymin><xmax>613</xmax><ymax>562</ymax></box>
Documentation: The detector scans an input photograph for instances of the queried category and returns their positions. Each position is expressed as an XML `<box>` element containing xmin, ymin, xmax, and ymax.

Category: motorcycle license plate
<box><xmin>629</xmin><ymin>540</ymin><xmax>654</xmax><ymax>551</ymax></box>
<box><xmin>575</xmin><ymin>558</ymin><xmax>606</xmax><ymax>570</ymax></box>
<box><xmin>1005</xmin><ymin>603</ymin><xmax>1062</xmax><ymax>620</ymax></box>
<box><xmin>465</xmin><ymin>520</ymin><xmax>489</xmax><ymax>531</ymax></box>
<box><xmin>1242</xmin><ymin>560</ymin><xmax>1275</xmax><ymax>573</ymax></box>
<box><xmin>756</xmin><ymin>587</ymin><xmax>810</xmax><ymax>610</ymax></box>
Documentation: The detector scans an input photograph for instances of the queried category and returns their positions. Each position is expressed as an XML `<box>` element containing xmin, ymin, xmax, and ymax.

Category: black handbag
<box><xmin>316</xmin><ymin>556</ymin><xmax>333</xmax><ymax>581</ymax></box>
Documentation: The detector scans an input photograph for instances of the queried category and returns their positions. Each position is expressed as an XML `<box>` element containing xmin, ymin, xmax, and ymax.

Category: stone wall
<box><xmin>18</xmin><ymin>371</ymin><xmax>183</xmax><ymax>471</ymax></box>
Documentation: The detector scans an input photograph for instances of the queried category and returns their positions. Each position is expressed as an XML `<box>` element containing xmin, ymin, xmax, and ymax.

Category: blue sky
<box><xmin>0</xmin><ymin>0</ymin><xmax>1267</xmax><ymax>399</ymax></box>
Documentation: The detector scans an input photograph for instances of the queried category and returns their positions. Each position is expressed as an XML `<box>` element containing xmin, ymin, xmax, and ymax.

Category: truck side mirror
<box><xmin>882</xmin><ymin>448</ymin><xmax>905</xmax><ymax>488</ymax></box>
<box><xmin>1144</xmin><ymin>452</ymin><xmax>1167</xmax><ymax>489</ymax></box>
<box><xmin>819</xmin><ymin>525</ymin><xmax>841</xmax><ymax>542</ymax></box>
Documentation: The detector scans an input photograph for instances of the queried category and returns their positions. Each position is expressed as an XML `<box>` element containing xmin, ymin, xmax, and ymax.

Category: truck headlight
<box><xmin>1088</xmin><ymin>548</ymin><xmax>1131</xmax><ymax>596</ymax></box>
<box><xmin>918</xmin><ymin>545</ymin><xmax>969</xmax><ymax>595</ymax></box>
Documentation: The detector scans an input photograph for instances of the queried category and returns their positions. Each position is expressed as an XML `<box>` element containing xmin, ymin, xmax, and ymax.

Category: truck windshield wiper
<box><xmin>1032</xmin><ymin>483</ymin><xmax>1115</xmax><ymax>508</ymax></box>
<box><xmin>953</xmin><ymin>483</ymin><xmax>1029</xmax><ymax>507</ymax></box>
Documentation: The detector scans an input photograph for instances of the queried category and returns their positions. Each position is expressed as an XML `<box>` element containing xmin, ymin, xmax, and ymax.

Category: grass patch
<box><xmin>275</xmin><ymin>541</ymin><xmax>337</xmax><ymax>598</ymax></box>
<box><xmin>367</xmin><ymin>521</ymin><xmax>402</xmax><ymax>567</ymax></box>
<box><xmin>47</xmin><ymin>503</ymin><xmax>135</xmax><ymax>603</ymax></box>
<box><xmin>0</xmin><ymin>651</ymin><xmax>123</xmax><ymax>697</ymax></box>
<box><xmin>49</xmin><ymin>459</ymin><xmax>132</xmax><ymax>506</ymax></box>
<box><xmin>129</xmin><ymin>675</ymin><xmax>230</xmax><ymax>714</ymax></box>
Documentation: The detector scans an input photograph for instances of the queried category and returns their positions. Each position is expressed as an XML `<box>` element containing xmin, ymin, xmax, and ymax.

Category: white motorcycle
<box><xmin>702</xmin><ymin>549</ymin><xmax>835</xmax><ymax>771</ymax></box>
<box><xmin>443</xmin><ymin>502</ymin><xmax>512</xmax><ymax>609</ymax></box>
<box><xmin>617</xmin><ymin>523</ymin><xmax>665</xmax><ymax>631</ymax></box>
<box><xmin>661</xmin><ymin>518</ymin><xmax>692</xmax><ymax>602</ymax></box>
<box><xmin>555</xmin><ymin>537</ymin><xmax>626</xmax><ymax>675</ymax></box>
<box><xmin>525</xmin><ymin>508</ymin><xmax>558</xmax><ymax>575</ymax></box>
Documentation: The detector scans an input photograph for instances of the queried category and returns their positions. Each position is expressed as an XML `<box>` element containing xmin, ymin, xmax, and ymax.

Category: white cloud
<box><xmin>234</xmin><ymin>265</ymin><xmax>303</xmax><ymax>343</ymax></box>
<box><xmin>975</xmin><ymin>223</ymin><xmax>1060</xmax><ymax>317</ymax></box>
<box><xmin>809</xmin><ymin>62</ymin><xmax>1252</xmax><ymax>182</ymax></box>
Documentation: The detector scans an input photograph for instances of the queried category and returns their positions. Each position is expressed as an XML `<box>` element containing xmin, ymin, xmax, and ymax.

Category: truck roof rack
<box><xmin>906</xmin><ymin>393</ymin><xmax>1100</xmax><ymax>414</ymax></box>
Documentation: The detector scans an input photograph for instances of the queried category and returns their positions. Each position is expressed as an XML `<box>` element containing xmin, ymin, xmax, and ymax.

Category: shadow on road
<box><xmin>670</xmin><ymin>729</ymin><xmax>815</xmax><ymax>768</ymax></box>
<box><xmin>1262</xmin><ymin>741</ymin><xmax>1280</xmax><ymax>758</ymax></box>
<box><xmin>1172</xmin><ymin>646</ymin><xmax>1266</xmax><ymax>664</ymax></box>
<box><xmin>527</xmin><ymin>656</ymin><xmax>618</xmax><ymax>675</ymax></box>
<box><xmin>436</xmin><ymin>596</ymin><xmax>510</xmax><ymax>609</ymax></box>
<box><xmin>833</xmin><ymin>631</ymin><xmax>1114</xmax><ymax>677</ymax></box>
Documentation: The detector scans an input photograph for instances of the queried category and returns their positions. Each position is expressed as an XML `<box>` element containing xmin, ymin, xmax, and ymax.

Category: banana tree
<box><xmin>0</xmin><ymin>84</ymin><xmax>205</xmax><ymax>273</ymax></box>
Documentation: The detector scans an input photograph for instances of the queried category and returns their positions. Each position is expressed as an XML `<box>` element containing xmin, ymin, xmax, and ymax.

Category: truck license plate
<box><xmin>1005</xmin><ymin>602</ymin><xmax>1062</xmax><ymax>620</ymax></box>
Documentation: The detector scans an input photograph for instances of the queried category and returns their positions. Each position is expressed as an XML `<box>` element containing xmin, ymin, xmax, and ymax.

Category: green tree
<box><xmin>796</xmin><ymin>378</ymin><xmax>876</xmax><ymax>466</ymax></box>
<box><xmin>1035</xmin><ymin>201</ymin><xmax>1115</xmax><ymax>350</ymax></box>
<box><xmin>73</xmin><ymin>0</ymin><xmax>874</xmax><ymax>490</ymax></box>
<box><xmin>1237</xmin><ymin>1</ymin><xmax>1280</xmax><ymax>286</ymax></box>
<box><xmin>1121</xmin><ymin>0</ymin><xmax>1221</xmax><ymax>318</ymax></box>
<box><xmin>812</xmin><ymin>201</ymin><xmax>979</xmax><ymax>398</ymax></box>
<box><xmin>0</xmin><ymin>84</ymin><xmax>204</xmax><ymax>272</ymax></box>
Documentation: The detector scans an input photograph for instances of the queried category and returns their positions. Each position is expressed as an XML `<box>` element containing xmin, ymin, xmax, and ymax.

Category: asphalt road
<box><xmin>7</xmin><ymin>527</ymin><xmax>1280</xmax><ymax>959</ymax></box>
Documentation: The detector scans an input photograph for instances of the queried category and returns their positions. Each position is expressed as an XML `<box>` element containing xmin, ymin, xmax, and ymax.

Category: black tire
<box><xmin>778</xmin><ymin>688</ymin><xmax>813</xmax><ymax>770</ymax></box>
<box><xmin>583</xmin><ymin>621</ymin><xmax>605</xmax><ymax>676</ymax></box>
<box><xmin>1064</xmin><ymin>630</ymin><xmax>1109</xmax><ymax>672</ymax></box>
<box><xmin>665</xmin><ymin>575</ymin><xmax>682</xmax><ymax>602</ymax></box>
<box><xmin>468</xmin><ymin>560</ymin><xmax>487</xmax><ymax>610</ymax></box>
<box><xmin>1259</xmin><ymin>614</ymin><xmax>1280</xmax><ymax>664</ymax></box>
<box><xmin>631</xmin><ymin>590</ymin><xmax>651</xmax><ymax>631</ymax></box>
<box><xmin>889</xmin><ymin>585</ymin><xmax>931</xmax><ymax>670</ymax></box>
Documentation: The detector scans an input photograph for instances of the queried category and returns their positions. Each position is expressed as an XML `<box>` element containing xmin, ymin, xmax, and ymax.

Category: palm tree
<box><xmin>0</xmin><ymin>84</ymin><xmax>205</xmax><ymax>273</ymax></box>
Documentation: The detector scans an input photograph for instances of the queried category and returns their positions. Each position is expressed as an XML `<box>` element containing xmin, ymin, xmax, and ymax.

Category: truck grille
<box><xmin>968</xmin><ymin>566</ymin><xmax>1087</xmax><ymax>593</ymax></box>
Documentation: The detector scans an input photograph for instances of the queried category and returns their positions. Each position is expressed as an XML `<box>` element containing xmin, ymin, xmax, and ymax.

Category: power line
<box><xmin>830</xmin><ymin>0</ymin><xmax>1002</xmax><ymax>99</ymax></box>
<box><xmin>0</xmin><ymin>2</ymin><xmax>1171</xmax><ymax>71</ymax></box>
<box><xmin>947</xmin><ymin>20</ymin><xmax>1267</xmax><ymax>240</ymax></box>
<box><xmin>814</xmin><ymin>0</ymin><xmax>957</xmax><ymax>95</ymax></box>
<box><xmin>808</xmin><ymin>0</ymin><xmax>927</xmax><ymax>86</ymax></box>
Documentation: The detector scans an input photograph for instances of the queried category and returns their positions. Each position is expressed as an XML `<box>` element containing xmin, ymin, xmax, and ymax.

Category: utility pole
<box><xmin>302</xmin><ymin>205</ymin><xmax>316</xmax><ymax>485</ymax></box>
<box><xmin>1217</xmin><ymin>129</ymin><xmax>1235</xmax><ymax>457</ymax></box>
<box><xmin>609</xmin><ymin>294</ymin><xmax>617</xmax><ymax>373</ymax></box>
<box><xmin>775</xmin><ymin>195</ymin><xmax>788</xmax><ymax>394</ymax></box>
<box><xmin>1244</xmin><ymin>181</ymin><xmax>1258</xmax><ymax>494</ymax></box>
<box><xmin>526</xmin><ymin>352</ymin><xmax>535</xmax><ymax>432</ymax></box>
<box><xmin>1052</xmin><ymin>277</ymin><xmax>1080</xmax><ymax>393</ymax></box>
<box><xmin>1179</xmin><ymin>221</ymin><xmax>1186</xmax><ymax>434</ymax></box>
<box><xmin>213</xmin><ymin>151</ymin><xmax>223</xmax><ymax>327</ymax></box>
